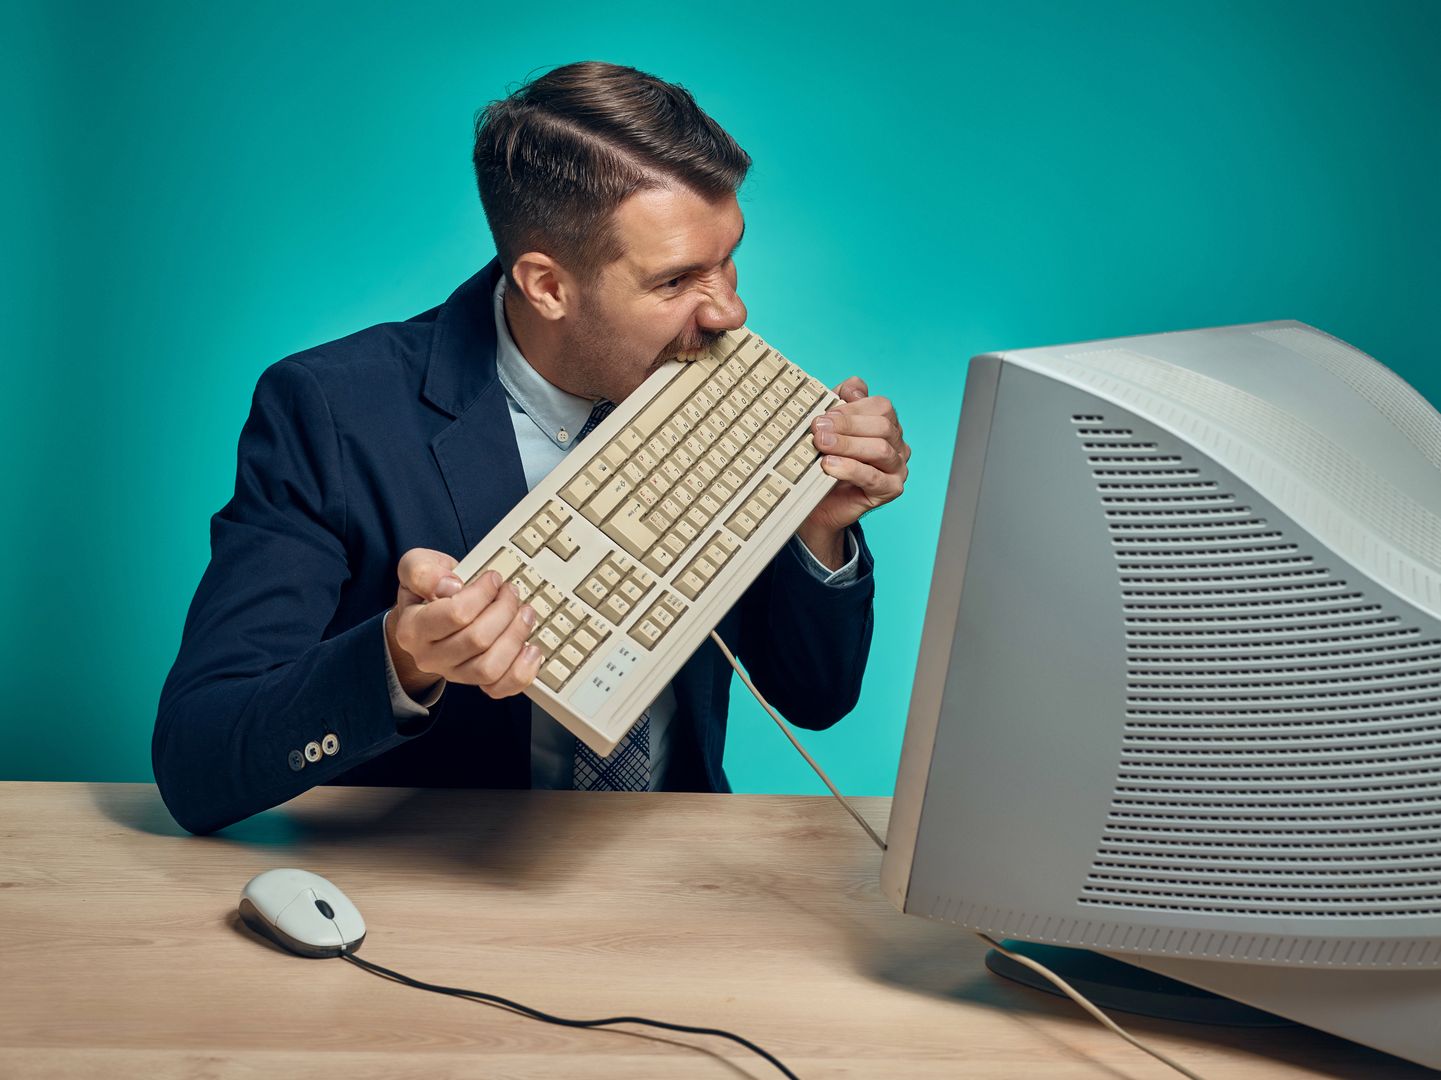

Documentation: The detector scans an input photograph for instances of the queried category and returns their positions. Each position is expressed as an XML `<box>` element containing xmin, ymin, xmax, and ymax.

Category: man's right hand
<box><xmin>386</xmin><ymin>548</ymin><xmax>542</xmax><ymax>701</ymax></box>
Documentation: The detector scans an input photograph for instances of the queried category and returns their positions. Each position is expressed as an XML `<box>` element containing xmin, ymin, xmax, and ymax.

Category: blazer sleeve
<box><xmin>153</xmin><ymin>360</ymin><xmax>438</xmax><ymax>835</ymax></box>
<box><xmin>733</xmin><ymin>521</ymin><xmax>876</xmax><ymax>731</ymax></box>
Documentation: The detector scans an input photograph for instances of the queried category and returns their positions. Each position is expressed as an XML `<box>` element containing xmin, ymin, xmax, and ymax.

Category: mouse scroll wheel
<box><xmin>314</xmin><ymin>898</ymin><xmax>335</xmax><ymax>919</ymax></box>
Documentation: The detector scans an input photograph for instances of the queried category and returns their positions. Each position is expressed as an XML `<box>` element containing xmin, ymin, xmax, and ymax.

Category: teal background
<box><xmin>4</xmin><ymin>1</ymin><xmax>1438</xmax><ymax>801</ymax></box>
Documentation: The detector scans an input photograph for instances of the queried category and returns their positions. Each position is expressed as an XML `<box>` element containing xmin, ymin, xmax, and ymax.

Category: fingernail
<box><xmin>520</xmin><ymin>605</ymin><xmax>536</xmax><ymax>628</ymax></box>
<box><xmin>813</xmin><ymin>417</ymin><xmax>836</xmax><ymax>450</ymax></box>
<box><xmin>509</xmin><ymin>582</ymin><xmax>520</xmax><ymax>600</ymax></box>
<box><xmin>522</xmin><ymin>644</ymin><xmax>541</xmax><ymax>663</ymax></box>
<box><xmin>434</xmin><ymin>575</ymin><xmax>463</xmax><ymax>598</ymax></box>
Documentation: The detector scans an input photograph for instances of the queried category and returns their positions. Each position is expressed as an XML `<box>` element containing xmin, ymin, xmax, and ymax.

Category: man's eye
<box><xmin>662</xmin><ymin>276</ymin><xmax>685</xmax><ymax>290</ymax></box>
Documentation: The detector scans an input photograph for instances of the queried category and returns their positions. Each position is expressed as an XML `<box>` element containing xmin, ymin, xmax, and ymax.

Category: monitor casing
<box><xmin>882</xmin><ymin>321</ymin><xmax>1441</xmax><ymax>1068</ymax></box>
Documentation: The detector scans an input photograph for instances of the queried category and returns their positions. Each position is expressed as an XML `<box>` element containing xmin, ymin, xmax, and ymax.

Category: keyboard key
<box><xmin>629</xmin><ymin>619</ymin><xmax>663</xmax><ymax>649</ymax></box>
<box><xmin>735</xmin><ymin>336</ymin><xmax>767</xmax><ymax>367</ymax></box>
<box><xmin>561</xmin><ymin>471</ymin><xmax>598</xmax><ymax>509</ymax></box>
<box><xmin>642</xmin><ymin>546</ymin><xmax>675</xmax><ymax>576</ymax></box>
<box><xmin>677</xmin><ymin>569</ymin><xmax>707</xmax><ymax>600</ymax></box>
<box><xmin>539</xmin><ymin>659</ymin><xmax>572</xmax><ymax>691</ymax></box>
<box><xmin>476</xmin><ymin>547</ymin><xmax>523</xmax><ymax>585</ymax></box>
<box><xmin>632</xmin><ymin>359</ymin><xmax>714</xmax><ymax>437</ymax></box>
<box><xmin>726</xmin><ymin>507</ymin><xmax>758</xmax><ymax>539</ymax></box>
<box><xmin>583</xmin><ymin>474</ymin><xmax>633</xmax><ymax>523</ymax></box>
<box><xmin>513</xmin><ymin>525</ymin><xmax>546</xmax><ymax>557</ymax></box>
<box><xmin>545</xmin><ymin>529</ymin><xmax>579</xmax><ymax>561</ymax></box>
<box><xmin>600</xmin><ymin>594</ymin><xmax>630</xmax><ymax>623</ymax></box>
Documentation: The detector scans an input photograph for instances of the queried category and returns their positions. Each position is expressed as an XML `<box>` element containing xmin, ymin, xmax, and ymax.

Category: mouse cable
<box><xmin>709</xmin><ymin>630</ymin><xmax>1208</xmax><ymax>1080</ymax></box>
<box><xmin>339</xmin><ymin>950</ymin><xmax>798</xmax><ymax>1079</ymax></box>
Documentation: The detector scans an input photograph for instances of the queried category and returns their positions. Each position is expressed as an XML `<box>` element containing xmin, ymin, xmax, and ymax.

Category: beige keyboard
<box><xmin>452</xmin><ymin>327</ymin><xmax>841</xmax><ymax>756</ymax></box>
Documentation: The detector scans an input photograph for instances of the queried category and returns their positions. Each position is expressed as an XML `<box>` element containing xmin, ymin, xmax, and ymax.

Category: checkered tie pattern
<box><xmin>568</xmin><ymin>398</ymin><xmax>653</xmax><ymax>791</ymax></box>
<box><xmin>575</xmin><ymin>399</ymin><xmax>615</xmax><ymax>440</ymax></box>
<box><xmin>574</xmin><ymin>708</ymin><xmax>652</xmax><ymax>791</ymax></box>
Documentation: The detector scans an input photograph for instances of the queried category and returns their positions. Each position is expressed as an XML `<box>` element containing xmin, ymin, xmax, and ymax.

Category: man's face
<box><xmin>561</xmin><ymin>185</ymin><xmax>747</xmax><ymax>403</ymax></box>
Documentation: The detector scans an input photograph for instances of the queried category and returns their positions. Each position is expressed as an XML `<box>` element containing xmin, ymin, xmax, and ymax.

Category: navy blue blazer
<box><xmin>154</xmin><ymin>260</ymin><xmax>875</xmax><ymax>835</ymax></box>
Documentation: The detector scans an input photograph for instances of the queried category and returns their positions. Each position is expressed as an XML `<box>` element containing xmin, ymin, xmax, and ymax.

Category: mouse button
<box><xmin>275</xmin><ymin>891</ymin><xmax>342</xmax><ymax>948</ymax></box>
<box><xmin>242</xmin><ymin>869</ymin><xmax>313</xmax><ymax>916</ymax></box>
<box><xmin>317</xmin><ymin>887</ymin><xmax>366</xmax><ymax>930</ymax></box>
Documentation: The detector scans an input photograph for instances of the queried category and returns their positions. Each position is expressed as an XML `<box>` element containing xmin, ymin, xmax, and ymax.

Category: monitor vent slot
<box><xmin>1071</xmin><ymin>414</ymin><xmax>1441</xmax><ymax>918</ymax></box>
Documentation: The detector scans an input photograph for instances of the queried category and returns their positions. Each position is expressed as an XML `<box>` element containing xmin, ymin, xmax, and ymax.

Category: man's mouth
<box><xmin>668</xmin><ymin>333</ymin><xmax>724</xmax><ymax>363</ymax></box>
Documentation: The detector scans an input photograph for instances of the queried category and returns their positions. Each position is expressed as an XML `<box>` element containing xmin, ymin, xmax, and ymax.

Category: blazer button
<box><xmin>288</xmin><ymin>749</ymin><xmax>305</xmax><ymax>771</ymax></box>
<box><xmin>321</xmin><ymin>733</ymin><xmax>340</xmax><ymax>756</ymax></box>
<box><xmin>304</xmin><ymin>741</ymin><xmax>323</xmax><ymax>763</ymax></box>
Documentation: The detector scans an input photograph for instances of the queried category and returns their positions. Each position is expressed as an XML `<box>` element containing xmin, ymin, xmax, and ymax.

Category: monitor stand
<box><xmin>985</xmin><ymin>941</ymin><xmax>1293</xmax><ymax>1027</ymax></box>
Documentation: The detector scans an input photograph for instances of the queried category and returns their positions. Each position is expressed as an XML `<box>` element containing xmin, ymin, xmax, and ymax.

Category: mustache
<box><xmin>663</xmin><ymin>329</ymin><xmax>726</xmax><ymax>359</ymax></box>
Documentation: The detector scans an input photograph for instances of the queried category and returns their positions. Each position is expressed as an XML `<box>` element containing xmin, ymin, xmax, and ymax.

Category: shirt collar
<box><xmin>492</xmin><ymin>277</ymin><xmax>601</xmax><ymax>451</ymax></box>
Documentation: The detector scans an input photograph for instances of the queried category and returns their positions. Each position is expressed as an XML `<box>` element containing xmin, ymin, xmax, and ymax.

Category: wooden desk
<box><xmin>0</xmin><ymin>782</ymin><xmax>1428</xmax><ymax>1078</ymax></box>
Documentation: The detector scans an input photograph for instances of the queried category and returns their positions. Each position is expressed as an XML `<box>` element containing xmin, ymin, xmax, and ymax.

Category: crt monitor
<box><xmin>881</xmin><ymin>320</ymin><xmax>1441</xmax><ymax>1070</ymax></box>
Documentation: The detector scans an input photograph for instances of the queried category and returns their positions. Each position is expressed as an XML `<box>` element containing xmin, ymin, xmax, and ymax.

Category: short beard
<box><xmin>565</xmin><ymin>299</ymin><xmax>727</xmax><ymax>403</ymax></box>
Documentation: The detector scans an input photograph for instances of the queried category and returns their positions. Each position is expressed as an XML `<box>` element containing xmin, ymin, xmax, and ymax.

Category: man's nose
<box><xmin>697</xmin><ymin>282</ymin><xmax>747</xmax><ymax>333</ymax></box>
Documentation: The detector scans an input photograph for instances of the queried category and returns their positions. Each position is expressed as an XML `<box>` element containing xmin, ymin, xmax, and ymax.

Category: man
<box><xmin>154</xmin><ymin>61</ymin><xmax>910</xmax><ymax>835</ymax></box>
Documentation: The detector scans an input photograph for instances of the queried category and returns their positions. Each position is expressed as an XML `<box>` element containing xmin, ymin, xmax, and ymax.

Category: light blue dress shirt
<box><xmin>385</xmin><ymin>278</ymin><xmax>861</xmax><ymax>789</ymax></box>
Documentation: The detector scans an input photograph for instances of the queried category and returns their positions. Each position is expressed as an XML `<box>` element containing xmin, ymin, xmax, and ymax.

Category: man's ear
<box><xmin>509</xmin><ymin>251</ymin><xmax>577</xmax><ymax>322</ymax></box>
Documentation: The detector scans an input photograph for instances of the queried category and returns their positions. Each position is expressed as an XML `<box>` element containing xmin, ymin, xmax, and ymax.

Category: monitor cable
<box><xmin>710</xmin><ymin>630</ymin><xmax>1208</xmax><ymax>1080</ymax></box>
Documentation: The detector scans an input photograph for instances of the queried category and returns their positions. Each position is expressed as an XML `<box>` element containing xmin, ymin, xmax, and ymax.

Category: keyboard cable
<box><xmin>709</xmin><ymin>630</ymin><xmax>1207</xmax><ymax>1080</ymax></box>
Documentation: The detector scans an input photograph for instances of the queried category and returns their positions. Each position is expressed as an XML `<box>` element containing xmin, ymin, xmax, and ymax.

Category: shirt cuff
<box><xmin>382</xmin><ymin>611</ymin><xmax>445</xmax><ymax>719</ymax></box>
<box><xmin>790</xmin><ymin>527</ymin><xmax>861</xmax><ymax>586</ymax></box>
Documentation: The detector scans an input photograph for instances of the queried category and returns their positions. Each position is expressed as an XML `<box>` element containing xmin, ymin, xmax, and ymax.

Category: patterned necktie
<box><xmin>574</xmin><ymin>399</ymin><xmax>615</xmax><ymax>441</ymax></box>
<box><xmin>569</xmin><ymin>398</ymin><xmax>653</xmax><ymax>791</ymax></box>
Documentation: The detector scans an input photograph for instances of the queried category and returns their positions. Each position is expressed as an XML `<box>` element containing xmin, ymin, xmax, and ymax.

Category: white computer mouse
<box><xmin>239</xmin><ymin>868</ymin><xmax>367</xmax><ymax>958</ymax></box>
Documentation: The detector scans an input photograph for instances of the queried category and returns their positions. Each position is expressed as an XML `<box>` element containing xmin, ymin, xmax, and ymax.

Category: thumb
<box><xmin>396</xmin><ymin>547</ymin><xmax>461</xmax><ymax>602</ymax></box>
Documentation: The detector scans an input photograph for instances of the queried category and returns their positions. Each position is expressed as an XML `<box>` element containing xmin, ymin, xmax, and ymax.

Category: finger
<box><xmin>404</xmin><ymin>570</ymin><xmax>507</xmax><ymax>647</ymax></box>
<box><xmin>811</xmin><ymin>428</ymin><xmax>906</xmax><ymax>473</ymax></box>
<box><xmin>477</xmin><ymin>634</ymin><xmax>545</xmax><ymax>699</ymax></box>
<box><xmin>820</xmin><ymin>453</ymin><xmax>905</xmax><ymax>502</ymax></box>
<box><xmin>430</xmin><ymin>589</ymin><xmax>528</xmax><ymax>671</ymax></box>
<box><xmin>834</xmin><ymin>376</ymin><xmax>868</xmax><ymax>403</ymax></box>
<box><xmin>815</xmin><ymin>410</ymin><xmax>911</xmax><ymax>466</ymax></box>
<box><xmin>825</xmin><ymin>393</ymin><xmax>895</xmax><ymax>419</ymax></box>
<box><xmin>461</xmin><ymin>610</ymin><xmax>542</xmax><ymax>693</ymax></box>
<box><xmin>814</xmin><ymin>413</ymin><xmax>896</xmax><ymax>440</ymax></box>
<box><xmin>397</xmin><ymin>548</ymin><xmax>461</xmax><ymax>601</ymax></box>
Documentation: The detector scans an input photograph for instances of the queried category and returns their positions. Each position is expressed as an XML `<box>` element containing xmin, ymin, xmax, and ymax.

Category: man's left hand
<box><xmin>793</xmin><ymin>377</ymin><xmax>910</xmax><ymax>569</ymax></box>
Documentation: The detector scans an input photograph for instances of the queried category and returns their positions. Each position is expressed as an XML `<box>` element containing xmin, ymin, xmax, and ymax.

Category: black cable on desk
<box><xmin>340</xmin><ymin>950</ymin><xmax>799</xmax><ymax>1079</ymax></box>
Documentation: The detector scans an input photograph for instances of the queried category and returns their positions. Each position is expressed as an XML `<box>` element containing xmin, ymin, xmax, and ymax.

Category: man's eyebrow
<box><xmin>647</xmin><ymin>223</ymin><xmax>745</xmax><ymax>285</ymax></box>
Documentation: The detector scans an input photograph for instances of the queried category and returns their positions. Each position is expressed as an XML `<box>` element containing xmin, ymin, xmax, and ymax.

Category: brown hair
<box><xmin>472</xmin><ymin>61</ymin><xmax>751</xmax><ymax>283</ymax></box>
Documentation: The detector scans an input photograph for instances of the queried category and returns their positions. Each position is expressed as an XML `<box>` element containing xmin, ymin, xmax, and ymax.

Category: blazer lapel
<box><xmin>422</xmin><ymin>259</ymin><xmax>529</xmax><ymax>553</ymax></box>
<box><xmin>431</xmin><ymin>382</ymin><xmax>528</xmax><ymax>552</ymax></box>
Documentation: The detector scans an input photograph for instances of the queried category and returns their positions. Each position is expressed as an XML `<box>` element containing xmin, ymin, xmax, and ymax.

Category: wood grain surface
<box><xmin>0</xmin><ymin>782</ymin><xmax>1429</xmax><ymax>1079</ymax></box>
